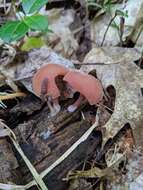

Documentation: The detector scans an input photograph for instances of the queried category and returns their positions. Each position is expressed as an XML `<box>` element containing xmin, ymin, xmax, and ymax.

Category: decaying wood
<box><xmin>5</xmin><ymin>94</ymin><xmax>101</xmax><ymax>189</ymax></box>
<box><xmin>13</xmin><ymin>104</ymin><xmax>89</xmax><ymax>171</ymax></box>
<box><xmin>42</xmin><ymin>131</ymin><xmax>101</xmax><ymax>190</ymax></box>
<box><xmin>0</xmin><ymin>120</ymin><xmax>20</xmax><ymax>184</ymax></box>
<box><xmin>0</xmin><ymin>138</ymin><xmax>21</xmax><ymax>184</ymax></box>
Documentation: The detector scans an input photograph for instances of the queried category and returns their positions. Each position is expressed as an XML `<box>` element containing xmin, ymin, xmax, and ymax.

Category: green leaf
<box><xmin>21</xmin><ymin>37</ymin><xmax>45</xmax><ymax>51</ymax></box>
<box><xmin>0</xmin><ymin>21</ymin><xmax>29</xmax><ymax>43</ymax></box>
<box><xmin>22</xmin><ymin>0</ymin><xmax>48</xmax><ymax>14</ymax></box>
<box><xmin>104</xmin><ymin>0</ymin><xmax>112</xmax><ymax>6</ymax></box>
<box><xmin>24</xmin><ymin>14</ymin><xmax>48</xmax><ymax>32</ymax></box>
<box><xmin>88</xmin><ymin>2</ymin><xmax>103</xmax><ymax>9</ymax></box>
<box><xmin>116</xmin><ymin>9</ymin><xmax>128</xmax><ymax>18</ymax></box>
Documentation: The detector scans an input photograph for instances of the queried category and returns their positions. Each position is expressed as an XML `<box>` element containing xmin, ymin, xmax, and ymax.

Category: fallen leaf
<box><xmin>81</xmin><ymin>47</ymin><xmax>143</xmax><ymax>147</ymax></box>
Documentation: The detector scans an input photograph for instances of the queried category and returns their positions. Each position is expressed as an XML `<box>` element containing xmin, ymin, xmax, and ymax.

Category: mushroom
<box><xmin>32</xmin><ymin>63</ymin><xmax>69</xmax><ymax>116</ymax></box>
<box><xmin>63</xmin><ymin>70</ymin><xmax>103</xmax><ymax>112</ymax></box>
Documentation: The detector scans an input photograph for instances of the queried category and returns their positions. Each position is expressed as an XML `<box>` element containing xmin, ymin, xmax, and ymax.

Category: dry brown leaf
<box><xmin>81</xmin><ymin>47</ymin><xmax>143</xmax><ymax>147</ymax></box>
<box><xmin>108</xmin><ymin>149</ymin><xmax>143</xmax><ymax>190</ymax></box>
<box><xmin>46</xmin><ymin>8</ymin><xmax>78</xmax><ymax>57</ymax></box>
<box><xmin>0</xmin><ymin>41</ymin><xmax>17</xmax><ymax>90</ymax></box>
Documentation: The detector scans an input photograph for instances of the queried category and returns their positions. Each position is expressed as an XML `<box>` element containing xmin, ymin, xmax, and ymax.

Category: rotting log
<box><xmin>0</xmin><ymin>138</ymin><xmax>22</xmax><ymax>184</ymax></box>
<box><xmin>6</xmin><ymin>95</ymin><xmax>101</xmax><ymax>189</ymax></box>
<box><xmin>20</xmin><ymin>120</ymin><xmax>101</xmax><ymax>190</ymax></box>
<box><xmin>42</xmin><ymin>129</ymin><xmax>101</xmax><ymax>190</ymax></box>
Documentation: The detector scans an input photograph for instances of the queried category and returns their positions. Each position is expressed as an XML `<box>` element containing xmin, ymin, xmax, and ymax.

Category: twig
<box><xmin>138</xmin><ymin>49</ymin><xmax>143</xmax><ymax>68</ymax></box>
<box><xmin>0</xmin><ymin>92</ymin><xmax>26</xmax><ymax>100</ymax></box>
<box><xmin>133</xmin><ymin>24</ymin><xmax>143</xmax><ymax>45</ymax></box>
<box><xmin>72</xmin><ymin>60</ymin><xmax>120</xmax><ymax>65</ymax></box>
<box><xmin>0</xmin><ymin>183</ymin><xmax>25</xmax><ymax>190</ymax></box>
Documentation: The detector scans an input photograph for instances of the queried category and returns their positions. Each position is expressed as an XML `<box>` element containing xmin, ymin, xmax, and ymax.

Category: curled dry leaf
<box><xmin>81</xmin><ymin>47</ymin><xmax>143</xmax><ymax>147</ymax></box>
<box><xmin>0</xmin><ymin>41</ymin><xmax>17</xmax><ymax>90</ymax></box>
<box><xmin>108</xmin><ymin>149</ymin><xmax>143</xmax><ymax>190</ymax></box>
<box><xmin>46</xmin><ymin>8</ymin><xmax>78</xmax><ymax>58</ymax></box>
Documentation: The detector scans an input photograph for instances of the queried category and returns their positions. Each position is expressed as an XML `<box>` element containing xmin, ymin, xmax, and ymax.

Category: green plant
<box><xmin>87</xmin><ymin>0</ymin><xmax>114</xmax><ymax>12</ymax></box>
<box><xmin>101</xmin><ymin>9</ymin><xmax>128</xmax><ymax>46</ymax></box>
<box><xmin>87</xmin><ymin>0</ymin><xmax>128</xmax><ymax>46</ymax></box>
<box><xmin>0</xmin><ymin>0</ymin><xmax>49</xmax><ymax>43</ymax></box>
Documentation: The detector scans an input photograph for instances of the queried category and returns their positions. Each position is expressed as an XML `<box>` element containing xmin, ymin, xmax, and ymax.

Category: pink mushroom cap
<box><xmin>32</xmin><ymin>64</ymin><xmax>69</xmax><ymax>99</ymax></box>
<box><xmin>63</xmin><ymin>70</ymin><xmax>103</xmax><ymax>105</ymax></box>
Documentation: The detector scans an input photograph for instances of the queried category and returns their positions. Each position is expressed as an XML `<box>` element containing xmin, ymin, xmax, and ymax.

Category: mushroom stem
<box><xmin>46</xmin><ymin>97</ymin><xmax>61</xmax><ymax>116</ymax></box>
<box><xmin>53</xmin><ymin>98</ymin><xmax>61</xmax><ymax>113</ymax></box>
<box><xmin>47</xmin><ymin>100</ymin><xmax>56</xmax><ymax>116</ymax></box>
<box><xmin>64</xmin><ymin>83</ymin><xmax>75</xmax><ymax>98</ymax></box>
<box><xmin>67</xmin><ymin>94</ymin><xmax>85</xmax><ymax>112</ymax></box>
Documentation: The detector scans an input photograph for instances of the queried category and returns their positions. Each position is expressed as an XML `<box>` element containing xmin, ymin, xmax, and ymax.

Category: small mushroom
<box><xmin>32</xmin><ymin>63</ymin><xmax>69</xmax><ymax>116</ymax></box>
<box><xmin>63</xmin><ymin>70</ymin><xmax>103</xmax><ymax>112</ymax></box>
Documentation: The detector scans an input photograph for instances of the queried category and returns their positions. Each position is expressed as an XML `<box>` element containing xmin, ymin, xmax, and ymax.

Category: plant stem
<box><xmin>101</xmin><ymin>12</ymin><xmax>117</xmax><ymax>46</ymax></box>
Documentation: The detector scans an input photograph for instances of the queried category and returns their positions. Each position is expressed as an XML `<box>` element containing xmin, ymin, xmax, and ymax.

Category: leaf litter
<box><xmin>0</xmin><ymin>1</ymin><xmax>143</xmax><ymax>190</ymax></box>
<box><xmin>82</xmin><ymin>47</ymin><xmax>143</xmax><ymax>146</ymax></box>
